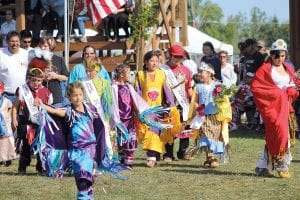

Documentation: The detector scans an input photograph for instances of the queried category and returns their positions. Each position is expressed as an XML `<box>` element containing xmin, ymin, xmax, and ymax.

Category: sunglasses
<box><xmin>23</xmin><ymin>40</ymin><xmax>32</xmax><ymax>44</ymax></box>
<box><xmin>6</xmin><ymin>13</ymin><xmax>12</xmax><ymax>15</ymax></box>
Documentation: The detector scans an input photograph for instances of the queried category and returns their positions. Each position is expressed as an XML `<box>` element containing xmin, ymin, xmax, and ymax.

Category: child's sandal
<box><xmin>203</xmin><ymin>160</ymin><xmax>210</xmax><ymax>168</ymax></box>
<box><xmin>209</xmin><ymin>158</ymin><xmax>219</xmax><ymax>168</ymax></box>
<box><xmin>146</xmin><ymin>160</ymin><xmax>156</xmax><ymax>168</ymax></box>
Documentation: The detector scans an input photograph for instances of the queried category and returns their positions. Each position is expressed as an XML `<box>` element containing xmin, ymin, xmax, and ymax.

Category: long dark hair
<box><xmin>142</xmin><ymin>50</ymin><xmax>160</xmax><ymax>70</ymax></box>
<box><xmin>203</xmin><ymin>41</ymin><xmax>216</xmax><ymax>55</ymax></box>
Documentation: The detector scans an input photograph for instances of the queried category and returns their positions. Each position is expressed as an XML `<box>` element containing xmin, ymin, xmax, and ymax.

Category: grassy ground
<box><xmin>1</xmin><ymin>128</ymin><xmax>300</xmax><ymax>200</ymax></box>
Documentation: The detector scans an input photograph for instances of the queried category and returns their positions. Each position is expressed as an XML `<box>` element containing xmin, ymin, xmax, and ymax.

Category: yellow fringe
<box><xmin>187</xmin><ymin>87</ymin><xmax>198</xmax><ymax>125</ymax></box>
<box><xmin>161</xmin><ymin>106</ymin><xmax>182</xmax><ymax>145</ymax></box>
<box><xmin>289</xmin><ymin>112</ymin><xmax>298</xmax><ymax>146</ymax></box>
<box><xmin>215</xmin><ymin>96</ymin><xmax>232</xmax><ymax>145</ymax></box>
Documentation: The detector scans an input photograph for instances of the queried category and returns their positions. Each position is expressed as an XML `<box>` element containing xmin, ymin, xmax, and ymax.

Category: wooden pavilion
<box><xmin>7</xmin><ymin>0</ymin><xmax>300</xmax><ymax>69</ymax></box>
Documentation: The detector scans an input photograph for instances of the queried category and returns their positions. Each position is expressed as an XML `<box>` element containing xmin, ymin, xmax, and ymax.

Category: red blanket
<box><xmin>251</xmin><ymin>62</ymin><xmax>298</xmax><ymax>158</ymax></box>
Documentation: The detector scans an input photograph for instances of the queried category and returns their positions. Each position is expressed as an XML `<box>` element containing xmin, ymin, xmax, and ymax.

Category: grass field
<box><xmin>1</xmin><ymin>129</ymin><xmax>300</xmax><ymax>200</ymax></box>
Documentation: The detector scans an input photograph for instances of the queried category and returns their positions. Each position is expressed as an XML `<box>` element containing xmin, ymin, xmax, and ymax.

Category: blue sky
<box><xmin>210</xmin><ymin>0</ymin><xmax>289</xmax><ymax>23</ymax></box>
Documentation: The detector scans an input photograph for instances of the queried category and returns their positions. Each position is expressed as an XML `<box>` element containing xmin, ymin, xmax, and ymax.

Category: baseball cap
<box><xmin>169</xmin><ymin>44</ymin><xmax>185</xmax><ymax>57</ymax></box>
<box><xmin>244</xmin><ymin>39</ymin><xmax>257</xmax><ymax>47</ymax></box>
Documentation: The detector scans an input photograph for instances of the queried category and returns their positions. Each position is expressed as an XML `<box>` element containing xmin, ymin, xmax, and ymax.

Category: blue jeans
<box><xmin>77</xmin><ymin>14</ymin><xmax>90</xmax><ymax>36</ymax></box>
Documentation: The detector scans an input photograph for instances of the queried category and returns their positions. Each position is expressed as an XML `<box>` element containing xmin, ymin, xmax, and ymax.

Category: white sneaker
<box><xmin>56</xmin><ymin>36</ymin><xmax>62</xmax><ymax>43</ymax></box>
<box><xmin>69</xmin><ymin>38</ymin><xmax>76</xmax><ymax>43</ymax></box>
<box><xmin>80</xmin><ymin>36</ymin><xmax>87</xmax><ymax>42</ymax></box>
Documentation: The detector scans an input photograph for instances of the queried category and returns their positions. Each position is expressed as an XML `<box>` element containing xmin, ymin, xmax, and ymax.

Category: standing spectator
<box><xmin>201</xmin><ymin>41</ymin><xmax>222</xmax><ymax>81</ymax></box>
<box><xmin>219</xmin><ymin>50</ymin><xmax>237</xmax><ymax>87</ymax></box>
<box><xmin>256</xmin><ymin>40</ymin><xmax>270</xmax><ymax>62</ymax></box>
<box><xmin>0</xmin><ymin>31</ymin><xmax>29</xmax><ymax>103</ymax></box>
<box><xmin>182</xmin><ymin>49</ymin><xmax>198</xmax><ymax>87</ymax></box>
<box><xmin>161</xmin><ymin>44</ymin><xmax>192</xmax><ymax>161</ymax></box>
<box><xmin>242</xmin><ymin>38</ymin><xmax>264</xmax><ymax>78</ymax></box>
<box><xmin>25</xmin><ymin>0</ymin><xmax>43</xmax><ymax>43</ymax></box>
<box><xmin>68</xmin><ymin>45</ymin><xmax>111</xmax><ymax>84</ymax></box>
<box><xmin>237</xmin><ymin>42</ymin><xmax>247</xmax><ymax>82</ymax></box>
<box><xmin>252</xmin><ymin>39</ymin><xmax>298</xmax><ymax>178</ymax></box>
<box><xmin>38</xmin><ymin>37</ymin><xmax>68</xmax><ymax>106</ymax></box>
<box><xmin>0</xmin><ymin>9</ymin><xmax>16</xmax><ymax>47</ymax></box>
<box><xmin>20</xmin><ymin>30</ymin><xmax>33</xmax><ymax>51</ymax></box>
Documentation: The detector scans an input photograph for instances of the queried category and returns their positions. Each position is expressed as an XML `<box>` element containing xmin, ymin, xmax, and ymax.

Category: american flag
<box><xmin>87</xmin><ymin>0</ymin><xmax>128</xmax><ymax>24</ymax></box>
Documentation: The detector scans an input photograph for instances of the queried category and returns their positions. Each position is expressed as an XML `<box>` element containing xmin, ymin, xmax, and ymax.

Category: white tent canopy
<box><xmin>183</xmin><ymin>26</ymin><xmax>234</xmax><ymax>56</ymax></box>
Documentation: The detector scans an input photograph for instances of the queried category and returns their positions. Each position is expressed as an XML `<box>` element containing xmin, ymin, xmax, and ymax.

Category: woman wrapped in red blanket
<box><xmin>251</xmin><ymin>39</ymin><xmax>298</xmax><ymax>178</ymax></box>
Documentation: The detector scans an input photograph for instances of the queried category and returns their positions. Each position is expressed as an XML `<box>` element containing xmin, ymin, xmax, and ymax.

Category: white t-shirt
<box><xmin>221</xmin><ymin>63</ymin><xmax>237</xmax><ymax>87</ymax></box>
<box><xmin>0</xmin><ymin>48</ymin><xmax>29</xmax><ymax>94</ymax></box>
<box><xmin>182</xmin><ymin>59</ymin><xmax>198</xmax><ymax>86</ymax></box>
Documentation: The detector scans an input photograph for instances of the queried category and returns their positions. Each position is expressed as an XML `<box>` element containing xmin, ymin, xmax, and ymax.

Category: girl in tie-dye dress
<box><xmin>38</xmin><ymin>82</ymin><xmax>105</xmax><ymax>200</ymax></box>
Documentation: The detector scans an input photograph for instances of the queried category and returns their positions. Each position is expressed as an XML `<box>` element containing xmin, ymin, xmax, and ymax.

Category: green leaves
<box><xmin>129</xmin><ymin>0</ymin><xmax>159</xmax><ymax>41</ymax></box>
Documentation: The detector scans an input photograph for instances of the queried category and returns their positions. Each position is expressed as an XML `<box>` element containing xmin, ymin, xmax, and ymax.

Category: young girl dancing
<box><xmin>191</xmin><ymin>62</ymin><xmax>231</xmax><ymax>168</ymax></box>
<box><xmin>111</xmin><ymin>63</ymin><xmax>152</xmax><ymax>168</ymax></box>
<box><xmin>37</xmin><ymin>82</ymin><xmax>105</xmax><ymax>199</ymax></box>
<box><xmin>135</xmin><ymin>51</ymin><xmax>177</xmax><ymax>167</ymax></box>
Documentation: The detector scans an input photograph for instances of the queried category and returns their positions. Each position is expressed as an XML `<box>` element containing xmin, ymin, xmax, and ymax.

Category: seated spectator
<box><xmin>116</xmin><ymin>0</ymin><xmax>135</xmax><ymax>41</ymax></box>
<box><xmin>0</xmin><ymin>0</ymin><xmax>14</xmax><ymax>5</ymax></box>
<box><xmin>102</xmin><ymin>14</ymin><xmax>118</xmax><ymax>42</ymax></box>
<box><xmin>20</xmin><ymin>30</ymin><xmax>33</xmax><ymax>51</ymax></box>
<box><xmin>41</xmin><ymin>9</ymin><xmax>57</xmax><ymax>37</ymax></box>
<box><xmin>41</xmin><ymin>0</ymin><xmax>65</xmax><ymax>43</ymax></box>
<box><xmin>0</xmin><ymin>9</ymin><xmax>16</xmax><ymax>47</ymax></box>
<box><xmin>25</xmin><ymin>0</ymin><xmax>43</xmax><ymax>43</ymax></box>
<box><xmin>76</xmin><ymin>0</ymin><xmax>90</xmax><ymax>42</ymax></box>
<box><xmin>69</xmin><ymin>0</ymin><xmax>82</xmax><ymax>42</ymax></box>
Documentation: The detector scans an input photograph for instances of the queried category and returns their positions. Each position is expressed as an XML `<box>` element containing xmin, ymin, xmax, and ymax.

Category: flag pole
<box><xmin>64</xmin><ymin>0</ymin><xmax>69</xmax><ymax>71</ymax></box>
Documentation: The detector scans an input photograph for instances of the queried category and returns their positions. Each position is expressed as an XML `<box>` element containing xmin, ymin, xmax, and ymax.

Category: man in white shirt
<box><xmin>0</xmin><ymin>31</ymin><xmax>29</xmax><ymax>102</ymax></box>
<box><xmin>0</xmin><ymin>9</ymin><xmax>16</xmax><ymax>47</ymax></box>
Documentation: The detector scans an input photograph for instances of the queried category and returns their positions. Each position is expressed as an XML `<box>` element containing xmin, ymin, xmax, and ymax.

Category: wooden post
<box><xmin>16</xmin><ymin>0</ymin><xmax>26</xmax><ymax>31</ymax></box>
<box><xmin>171</xmin><ymin>0</ymin><xmax>176</xmax><ymax>42</ymax></box>
<box><xmin>159</xmin><ymin>0</ymin><xmax>174</xmax><ymax>46</ymax></box>
<box><xmin>136</xmin><ymin>0</ymin><xmax>145</xmax><ymax>70</ymax></box>
<box><xmin>290</xmin><ymin>0</ymin><xmax>300</xmax><ymax>69</ymax></box>
<box><xmin>179</xmin><ymin>0</ymin><xmax>188</xmax><ymax>46</ymax></box>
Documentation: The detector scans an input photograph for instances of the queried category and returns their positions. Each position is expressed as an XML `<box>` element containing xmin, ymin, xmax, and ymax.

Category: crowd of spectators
<box><xmin>0</xmin><ymin>0</ymin><xmax>135</xmax><ymax>46</ymax></box>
